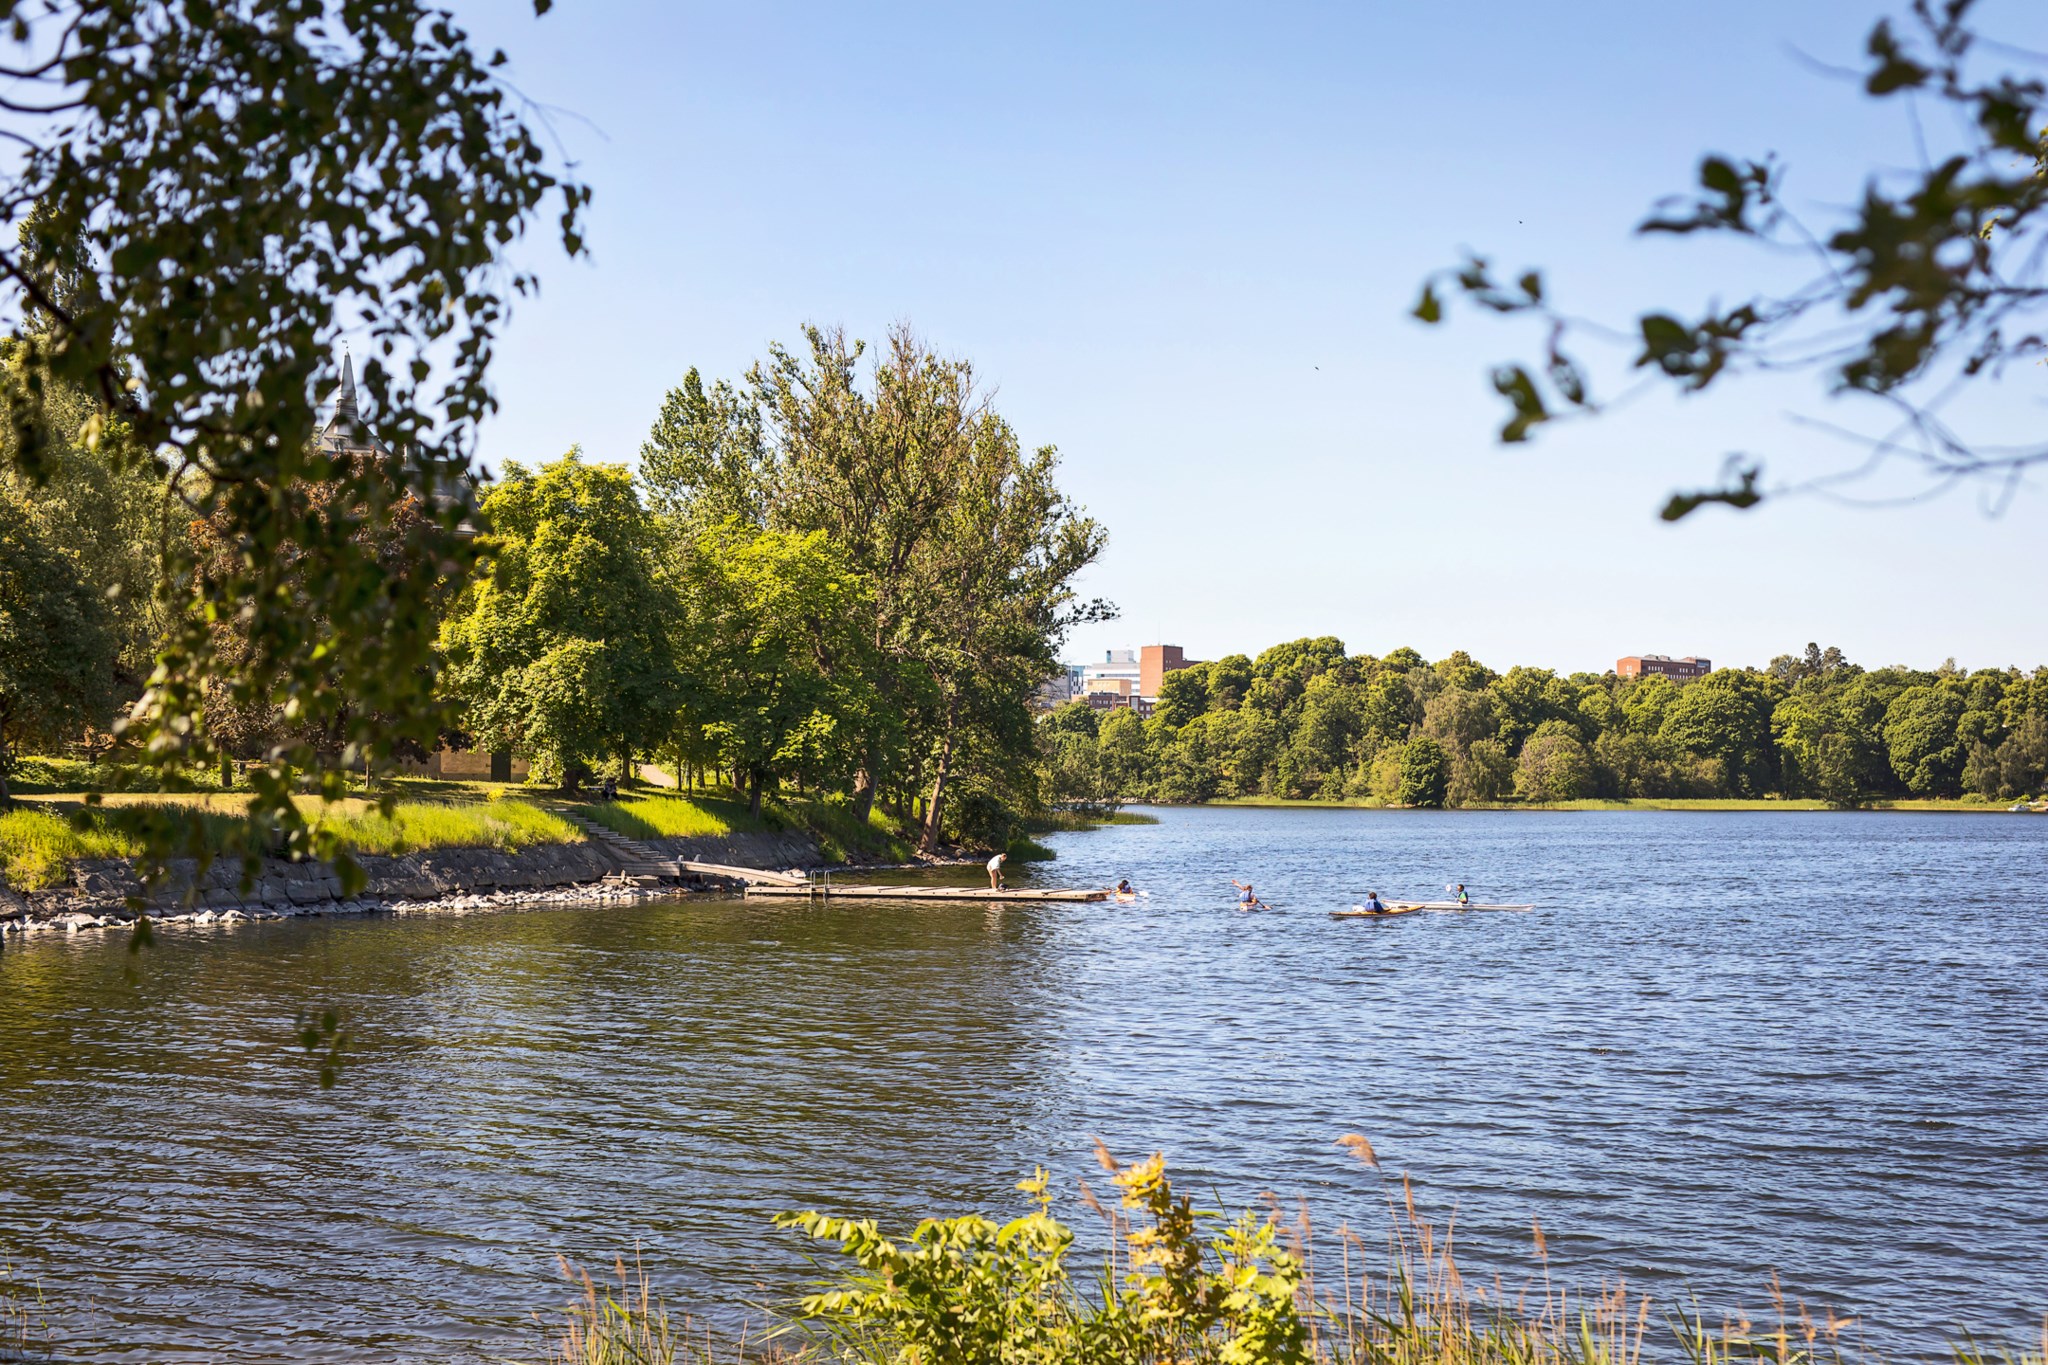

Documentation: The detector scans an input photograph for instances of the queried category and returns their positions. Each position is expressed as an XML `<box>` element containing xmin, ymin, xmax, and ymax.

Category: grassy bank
<box><xmin>0</xmin><ymin>793</ymin><xmax>581</xmax><ymax>891</ymax></box>
<box><xmin>583</xmin><ymin>788</ymin><xmax>922</xmax><ymax>864</ymax></box>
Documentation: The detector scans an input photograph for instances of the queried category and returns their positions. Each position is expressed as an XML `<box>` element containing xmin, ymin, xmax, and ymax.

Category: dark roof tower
<box><xmin>317</xmin><ymin>349</ymin><xmax>381</xmax><ymax>455</ymax></box>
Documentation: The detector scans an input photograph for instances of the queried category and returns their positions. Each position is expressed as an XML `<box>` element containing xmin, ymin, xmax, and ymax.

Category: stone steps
<box><xmin>558</xmin><ymin>809</ymin><xmax>683</xmax><ymax>883</ymax></box>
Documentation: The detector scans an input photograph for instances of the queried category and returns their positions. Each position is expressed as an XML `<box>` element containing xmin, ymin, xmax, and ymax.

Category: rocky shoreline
<box><xmin>0</xmin><ymin>830</ymin><xmax>838</xmax><ymax>938</ymax></box>
<box><xmin>0</xmin><ymin>829</ymin><xmax>991</xmax><ymax>938</ymax></box>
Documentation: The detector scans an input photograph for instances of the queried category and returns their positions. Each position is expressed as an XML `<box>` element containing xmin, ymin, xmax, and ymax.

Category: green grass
<box><xmin>0</xmin><ymin>795</ymin><xmax>581</xmax><ymax>890</ymax></box>
<box><xmin>311</xmin><ymin>796</ymin><xmax>580</xmax><ymax>855</ymax></box>
<box><xmin>766</xmin><ymin>793</ymin><xmax>918</xmax><ymax>863</ymax></box>
<box><xmin>584</xmin><ymin>787</ymin><xmax>920</xmax><ymax>863</ymax></box>
<box><xmin>584</xmin><ymin>793</ymin><xmax>754</xmax><ymax>841</ymax></box>
<box><xmin>0</xmin><ymin>808</ymin><xmax>139</xmax><ymax>890</ymax></box>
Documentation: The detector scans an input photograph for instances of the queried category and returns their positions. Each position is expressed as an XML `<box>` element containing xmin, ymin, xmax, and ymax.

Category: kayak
<box><xmin>1330</xmin><ymin>901</ymin><xmax>1534</xmax><ymax>918</ymax></box>
<box><xmin>1330</xmin><ymin>904</ymin><xmax>1426</xmax><ymax>919</ymax></box>
<box><xmin>1400</xmin><ymin>901</ymin><xmax>1533</xmax><ymax>912</ymax></box>
<box><xmin>1114</xmin><ymin>891</ymin><xmax>1138</xmax><ymax>903</ymax></box>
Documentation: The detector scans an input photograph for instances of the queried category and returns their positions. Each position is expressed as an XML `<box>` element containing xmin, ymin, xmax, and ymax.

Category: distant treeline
<box><xmin>1040</xmin><ymin>641</ymin><xmax>2048</xmax><ymax>808</ymax></box>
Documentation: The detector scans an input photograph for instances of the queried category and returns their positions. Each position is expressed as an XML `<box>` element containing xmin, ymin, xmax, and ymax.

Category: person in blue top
<box><xmin>1363</xmin><ymin>890</ymin><xmax>1390</xmax><ymax>914</ymax></box>
<box><xmin>1231</xmin><ymin>879</ymin><xmax>1264</xmax><ymax>912</ymax></box>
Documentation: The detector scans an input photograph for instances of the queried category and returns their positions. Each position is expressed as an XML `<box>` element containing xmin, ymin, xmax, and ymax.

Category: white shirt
<box><xmin>987</xmin><ymin>853</ymin><xmax>1005</xmax><ymax>872</ymax></box>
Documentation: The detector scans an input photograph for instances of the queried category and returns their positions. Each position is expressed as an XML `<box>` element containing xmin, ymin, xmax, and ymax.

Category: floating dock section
<box><xmin>743</xmin><ymin>884</ymin><xmax>1109</xmax><ymax>903</ymax></box>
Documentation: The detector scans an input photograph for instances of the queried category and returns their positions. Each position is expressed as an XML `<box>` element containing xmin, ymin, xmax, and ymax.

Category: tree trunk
<box><xmin>850</xmin><ymin>758</ymin><xmax>877</xmax><ymax>823</ymax></box>
<box><xmin>749</xmin><ymin>768</ymin><xmax>763</xmax><ymax>818</ymax></box>
<box><xmin>919</xmin><ymin>697</ymin><xmax>961</xmax><ymax>853</ymax></box>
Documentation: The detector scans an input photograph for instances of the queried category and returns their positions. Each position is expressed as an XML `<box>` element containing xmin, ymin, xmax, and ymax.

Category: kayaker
<box><xmin>1363</xmin><ymin>890</ymin><xmax>1389</xmax><ymax>914</ymax></box>
<box><xmin>1450</xmin><ymin>883</ymin><xmax>1471</xmax><ymax>907</ymax></box>
<box><xmin>986</xmin><ymin>851</ymin><xmax>1006</xmax><ymax>889</ymax></box>
<box><xmin>1232</xmin><ymin>879</ymin><xmax>1263</xmax><ymax>911</ymax></box>
<box><xmin>1116</xmin><ymin>878</ymin><xmax>1134</xmax><ymax>896</ymax></box>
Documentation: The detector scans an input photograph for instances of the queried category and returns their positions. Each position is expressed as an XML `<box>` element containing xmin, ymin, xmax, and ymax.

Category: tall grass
<box><xmin>0</xmin><ymin>808</ymin><xmax>137</xmax><ymax>890</ymax></box>
<box><xmin>533</xmin><ymin>1256</ymin><xmax>766</xmax><ymax>1365</ymax></box>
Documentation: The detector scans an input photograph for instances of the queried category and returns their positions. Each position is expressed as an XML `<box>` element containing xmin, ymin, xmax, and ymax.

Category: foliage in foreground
<box><xmin>1418</xmin><ymin>4</ymin><xmax>2048</xmax><ymax>518</ymax></box>
<box><xmin>530</xmin><ymin>1147</ymin><xmax>2048</xmax><ymax>1365</ymax></box>
<box><xmin>0</xmin><ymin>0</ymin><xmax>586</xmax><ymax>876</ymax></box>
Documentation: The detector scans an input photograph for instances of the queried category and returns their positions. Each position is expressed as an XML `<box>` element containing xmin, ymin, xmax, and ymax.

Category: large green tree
<box><xmin>681</xmin><ymin>524</ymin><xmax>875</xmax><ymax>816</ymax></box>
<box><xmin>440</xmin><ymin>454</ymin><xmax>680</xmax><ymax>783</ymax></box>
<box><xmin>1883</xmin><ymin>686</ymin><xmax>1970</xmax><ymax>796</ymax></box>
<box><xmin>642</xmin><ymin>324</ymin><xmax>1107</xmax><ymax>844</ymax></box>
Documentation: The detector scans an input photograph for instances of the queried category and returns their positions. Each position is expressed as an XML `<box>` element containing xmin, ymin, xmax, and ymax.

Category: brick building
<box><xmin>1616</xmin><ymin>654</ymin><xmax>1711</xmax><ymax>682</ymax></box>
<box><xmin>1139</xmin><ymin>644</ymin><xmax>1187</xmax><ymax>699</ymax></box>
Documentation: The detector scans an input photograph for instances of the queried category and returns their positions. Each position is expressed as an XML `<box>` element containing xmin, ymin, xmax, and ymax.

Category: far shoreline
<box><xmin>1179</xmin><ymin>796</ymin><xmax>2038</xmax><ymax>814</ymax></box>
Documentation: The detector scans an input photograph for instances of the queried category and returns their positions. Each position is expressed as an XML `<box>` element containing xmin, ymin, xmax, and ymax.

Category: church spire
<box><xmin>330</xmin><ymin>347</ymin><xmax>358</xmax><ymax>424</ymax></box>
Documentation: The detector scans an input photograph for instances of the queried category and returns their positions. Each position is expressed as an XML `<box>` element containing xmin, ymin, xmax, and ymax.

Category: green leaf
<box><xmin>1411</xmin><ymin>283</ymin><xmax>1442</xmax><ymax>324</ymax></box>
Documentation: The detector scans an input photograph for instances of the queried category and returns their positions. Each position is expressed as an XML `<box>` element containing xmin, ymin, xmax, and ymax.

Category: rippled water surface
<box><xmin>2</xmin><ymin>807</ymin><xmax>2045</xmax><ymax>1361</ymax></box>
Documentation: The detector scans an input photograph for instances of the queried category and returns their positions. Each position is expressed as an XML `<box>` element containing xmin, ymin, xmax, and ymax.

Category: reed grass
<box><xmin>1024</xmin><ymin>808</ymin><xmax>1162</xmax><ymax>833</ymax></box>
<box><xmin>531</xmin><ymin>1255</ymin><xmax>771</xmax><ymax>1365</ymax></box>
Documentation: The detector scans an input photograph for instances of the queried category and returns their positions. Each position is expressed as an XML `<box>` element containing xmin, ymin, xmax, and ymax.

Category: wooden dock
<box><xmin>743</xmin><ymin>883</ymin><xmax>1109</xmax><ymax>903</ymax></box>
<box><xmin>681</xmin><ymin>861</ymin><xmax>809</xmax><ymax>887</ymax></box>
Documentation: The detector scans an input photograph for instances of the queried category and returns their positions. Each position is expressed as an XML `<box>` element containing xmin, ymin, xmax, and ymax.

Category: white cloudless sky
<box><xmin>449</xmin><ymin>0</ymin><xmax>2044</xmax><ymax>676</ymax></box>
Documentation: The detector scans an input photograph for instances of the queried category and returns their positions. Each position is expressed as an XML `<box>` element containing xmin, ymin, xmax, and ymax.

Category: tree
<box><xmin>1883</xmin><ymin>686</ymin><xmax>1969</xmax><ymax>796</ymax></box>
<box><xmin>1044</xmin><ymin>701</ymin><xmax>1100</xmax><ymax>740</ymax></box>
<box><xmin>440</xmin><ymin>454</ymin><xmax>680</xmax><ymax>783</ymax></box>
<box><xmin>1449</xmin><ymin>737</ymin><xmax>1512</xmax><ymax>806</ymax></box>
<box><xmin>639</xmin><ymin>368</ymin><xmax>767</xmax><ymax>531</ymax></box>
<box><xmin>1419</xmin><ymin>4</ymin><xmax>2048</xmax><ymax>517</ymax></box>
<box><xmin>1205</xmin><ymin>654</ymin><xmax>1254</xmax><ymax>711</ymax></box>
<box><xmin>1659</xmin><ymin>671</ymin><xmax>1779</xmax><ymax>797</ymax></box>
<box><xmin>0</xmin><ymin>344</ymin><xmax>172</xmax><ymax>687</ymax></box>
<box><xmin>1397</xmin><ymin>736</ymin><xmax>1450</xmax><ymax>808</ymax></box>
<box><xmin>0</xmin><ymin>497</ymin><xmax>118</xmax><ymax>802</ymax></box>
<box><xmin>1043</xmin><ymin>728</ymin><xmax>1107</xmax><ymax>808</ymax></box>
<box><xmin>683</xmin><ymin>525</ymin><xmax>875</xmax><ymax>816</ymax></box>
<box><xmin>1246</xmin><ymin>637</ymin><xmax>1351</xmax><ymax>716</ymax></box>
<box><xmin>647</xmin><ymin>325</ymin><xmax>1108</xmax><ymax>845</ymax></box>
<box><xmin>0</xmin><ymin>1</ymin><xmax>587</xmax><ymax>872</ymax></box>
<box><xmin>1515</xmin><ymin>720</ymin><xmax>1594</xmax><ymax>802</ymax></box>
<box><xmin>1153</xmin><ymin>666</ymin><xmax>1211</xmax><ymax>730</ymax></box>
<box><xmin>1773</xmin><ymin>693</ymin><xmax>1884</xmax><ymax>806</ymax></box>
<box><xmin>1097</xmin><ymin>708</ymin><xmax>1152</xmax><ymax>800</ymax></box>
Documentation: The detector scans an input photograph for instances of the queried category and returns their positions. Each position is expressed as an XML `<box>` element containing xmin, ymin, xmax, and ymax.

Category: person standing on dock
<box><xmin>987</xmin><ymin>851</ymin><xmax>1007</xmax><ymax>889</ymax></box>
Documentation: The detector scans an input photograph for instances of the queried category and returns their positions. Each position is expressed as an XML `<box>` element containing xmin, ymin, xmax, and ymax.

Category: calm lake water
<box><xmin>1</xmin><ymin>807</ymin><xmax>2045</xmax><ymax>1362</ymax></box>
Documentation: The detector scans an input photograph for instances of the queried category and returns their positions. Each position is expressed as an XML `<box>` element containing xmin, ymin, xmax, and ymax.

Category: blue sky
<box><xmin>455</xmin><ymin>1</ymin><xmax>2043</xmax><ymax>676</ymax></box>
